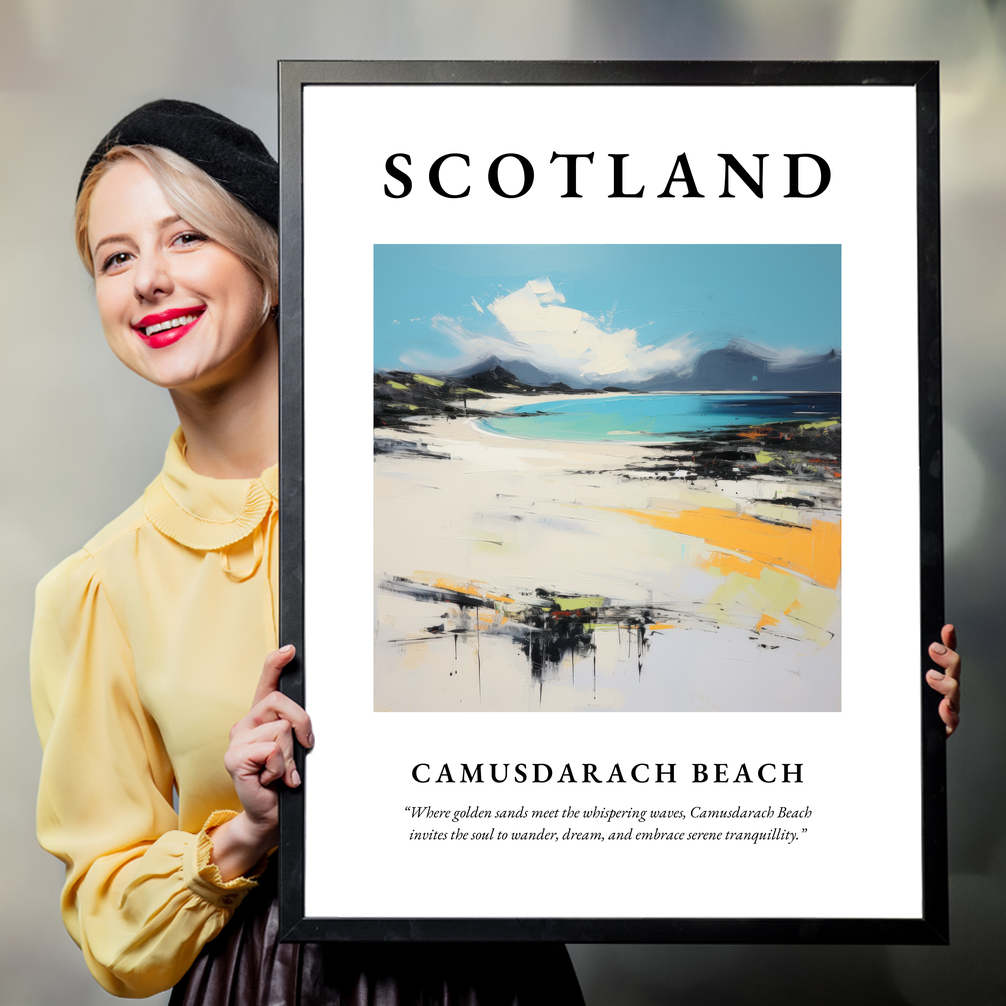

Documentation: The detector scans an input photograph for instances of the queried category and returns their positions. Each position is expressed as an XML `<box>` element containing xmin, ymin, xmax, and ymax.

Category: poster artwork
<box><xmin>373</xmin><ymin>244</ymin><xmax>841</xmax><ymax>712</ymax></box>
<box><xmin>286</xmin><ymin>64</ymin><xmax>943</xmax><ymax>941</ymax></box>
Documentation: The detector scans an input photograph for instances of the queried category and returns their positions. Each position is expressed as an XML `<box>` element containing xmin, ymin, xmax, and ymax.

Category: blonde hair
<box><xmin>75</xmin><ymin>145</ymin><xmax>278</xmax><ymax>322</ymax></box>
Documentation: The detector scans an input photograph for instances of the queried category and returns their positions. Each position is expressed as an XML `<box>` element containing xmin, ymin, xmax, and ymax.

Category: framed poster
<box><xmin>277</xmin><ymin>61</ymin><xmax>946</xmax><ymax>943</ymax></box>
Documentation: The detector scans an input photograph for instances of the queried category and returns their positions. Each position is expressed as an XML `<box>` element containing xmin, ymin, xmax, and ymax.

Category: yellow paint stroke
<box><xmin>387</xmin><ymin>380</ymin><xmax>409</xmax><ymax>390</ymax></box>
<box><xmin>431</xmin><ymin>576</ymin><xmax>480</xmax><ymax>597</ymax></box>
<box><xmin>706</xmin><ymin>565</ymin><xmax>837</xmax><ymax>644</ymax></box>
<box><xmin>413</xmin><ymin>373</ymin><xmax>444</xmax><ymax>387</ymax></box>
<box><xmin>800</xmin><ymin>420</ymin><xmax>838</xmax><ymax>430</ymax></box>
<box><xmin>700</xmin><ymin>550</ymin><xmax>755</xmax><ymax>579</ymax></box>
<box><xmin>423</xmin><ymin>574</ymin><xmax>515</xmax><ymax>605</ymax></box>
<box><xmin>782</xmin><ymin>587</ymin><xmax>838</xmax><ymax>645</ymax></box>
<box><xmin>604</xmin><ymin>506</ymin><xmax>841</xmax><ymax>589</ymax></box>
<box><xmin>648</xmin><ymin>623</ymin><xmax>675</xmax><ymax>630</ymax></box>
<box><xmin>712</xmin><ymin>565</ymin><xmax>799</xmax><ymax>615</ymax></box>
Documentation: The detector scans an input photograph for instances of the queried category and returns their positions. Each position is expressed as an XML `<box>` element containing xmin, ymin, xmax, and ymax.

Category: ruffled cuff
<box><xmin>182</xmin><ymin>810</ymin><xmax>269</xmax><ymax>909</ymax></box>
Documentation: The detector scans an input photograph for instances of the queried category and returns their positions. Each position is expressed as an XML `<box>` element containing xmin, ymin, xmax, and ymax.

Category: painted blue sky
<box><xmin>374</xmin><ymin>245</ymin><xmax>840</xmax><ymax>387</ymax></box>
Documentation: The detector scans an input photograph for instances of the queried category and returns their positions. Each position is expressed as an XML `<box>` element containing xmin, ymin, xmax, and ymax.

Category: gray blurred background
<box><xmin>2</xmin><ymin>1</ymin><xmax>1003</xmax><ymax>1003</ymax></box>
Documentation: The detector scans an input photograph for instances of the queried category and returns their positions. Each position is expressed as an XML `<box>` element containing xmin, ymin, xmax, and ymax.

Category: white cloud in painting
<box><xmin>401</xmin><ymin>277</ymin><xmax>696</xmax><ymax>386</ymax></box>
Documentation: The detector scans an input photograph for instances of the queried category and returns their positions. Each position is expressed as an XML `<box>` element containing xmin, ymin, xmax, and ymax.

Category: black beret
<box><xmin>78</xmin><ymin>99</ymin><xmax>278</xmax><ymax>228</ymax></box>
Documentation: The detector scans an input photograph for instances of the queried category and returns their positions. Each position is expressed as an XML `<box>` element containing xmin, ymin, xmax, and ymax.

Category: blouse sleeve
<box><xmin>31</xmin><ymin>549</ymin><xmax>262</xmax><ymax>998</ymax></box>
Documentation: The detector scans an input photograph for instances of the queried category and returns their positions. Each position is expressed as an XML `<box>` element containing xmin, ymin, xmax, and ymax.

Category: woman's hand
<box><xmin>209</xmin><ymin>645</ymin><xmax>314</xmax><ymax>881</ymax></box>
<box><xmin>926</xmin><ymin>624</ymin><xmax>961</xmax><ymax>737</ymax></box>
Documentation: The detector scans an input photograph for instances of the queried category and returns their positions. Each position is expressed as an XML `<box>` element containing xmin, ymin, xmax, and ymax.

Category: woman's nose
<box><xmin>133</xmin><ymin>249</ymin><xmax>173</xmax><ymax>302</ymax></box>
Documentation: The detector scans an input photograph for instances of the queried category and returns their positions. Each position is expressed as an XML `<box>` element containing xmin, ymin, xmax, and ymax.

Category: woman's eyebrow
<box><xmin>92</xmin><ymin>232</ymin><xmax>133</xmax><ymax>256</ymax></box>
<box><xmin>92</xmin><ymin>216</ymin><xmax>185</xmax><ymax>257</ymax></box>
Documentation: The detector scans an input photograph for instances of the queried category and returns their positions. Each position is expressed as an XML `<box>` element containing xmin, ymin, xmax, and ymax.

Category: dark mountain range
<box><xmin>442</xmin><ymin>342</ymin><xmax>840</xmax><ymax>394</ymax></box>
<box><xmin>460</xmin><ymin>363</ymin><xmax>579</xmax><ymax>395</ymax></box>
<box><xmin>446</xmin><ymin>355</ymin><xmax>583</xmax><ymax>390</ymax></box>
<box><xmin>638</xmin><ymin>344</ymin><xmax>841</xmax><ymax>393</ymax></box>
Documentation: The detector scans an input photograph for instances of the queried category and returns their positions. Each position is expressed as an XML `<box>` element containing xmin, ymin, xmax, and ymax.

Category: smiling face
<box><xmin>87</xmin><ymin>158</ymin><xmax>272</xmax><ymax>392</ymax></box>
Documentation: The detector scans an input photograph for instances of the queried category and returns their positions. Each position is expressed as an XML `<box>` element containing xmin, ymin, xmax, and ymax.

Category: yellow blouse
<box><xmin>31</xmin><ymin>429</ymin><xmax>279</xmax><ymax>998</ymax></box>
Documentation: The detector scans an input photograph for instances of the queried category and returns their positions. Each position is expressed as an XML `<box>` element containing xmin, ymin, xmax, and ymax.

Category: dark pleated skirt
<box><xmin>169</xmin><ymin>869</ymin><xmax>584</xmax><ymax>1006</ymax></box>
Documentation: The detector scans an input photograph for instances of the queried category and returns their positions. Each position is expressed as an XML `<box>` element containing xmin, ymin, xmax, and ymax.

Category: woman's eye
<box><xmin>101</xmin><ymin>251</ymin><xmax>131</xmax><ymax>273</ymax></box>
<box><xmin>173</xmin><ymin>231</ymin><xmax>208</xmax><ymax>248</ymax></box>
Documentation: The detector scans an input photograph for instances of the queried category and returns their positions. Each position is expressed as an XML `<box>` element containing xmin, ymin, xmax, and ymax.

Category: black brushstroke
<box><xmin>374</xmin><ymin>366</ymin><xmax>599</xmax><ymax>435</ymax></box>
<box><xmin>380</xmin><ymin>577</ymin><xmax>496</xmax><ymax>610</ymax></box>
<box><xmin>380</xmin><ymin>576</ymin><xmax>690</xmax><ymax>682</ymax></box>
<box><xmin>623</xmin><ymin>416</ymin><xmax>841</xmax><ymax>484</ymax></box>
<box><xmin>517</xmin><ymin>604</ymin><xmax>597</xmax><ymax>679</ymax></box>
<box><xmin>772</xmin><ymin>496</ymin><xmax>816</xmax><ymax>508</ymax></box>
<box><xmin>374</xmin><ymin>436</ymin><xmax>451</xmax><ymax>460</ymax></box>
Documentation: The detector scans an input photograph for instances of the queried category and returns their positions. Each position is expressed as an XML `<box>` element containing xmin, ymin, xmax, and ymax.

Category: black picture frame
<box><xmin>277</xmin><ymin>60</ymin><xmax>945</xmax><ymax>944</ymax></box>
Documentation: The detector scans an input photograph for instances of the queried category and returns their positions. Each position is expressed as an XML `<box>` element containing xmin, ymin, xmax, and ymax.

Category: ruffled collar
<box><xmin>143</xmin><ymin>428</ymin><xmax>278</xmax><ymax>551</ymax></box>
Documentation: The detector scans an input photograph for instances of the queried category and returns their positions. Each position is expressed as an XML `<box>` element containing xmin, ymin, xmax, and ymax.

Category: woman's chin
<box><xmin>123</xmin><ymin>353</ymin><xmax>220</xmax><ymax>392</ymax></box>
<box><xmin>109</xmin><ymin>323</ymin><xmax>273</xmax><ymax>395</ymax></box>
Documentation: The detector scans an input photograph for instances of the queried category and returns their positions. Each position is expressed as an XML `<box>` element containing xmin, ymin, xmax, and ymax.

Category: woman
<box><xmin>31</xmin><ymin>100</ymin><xmax>586</xmax><ymax>1003</ymax></box>
<box><xmin>33</xmin><ymin>99</ymin><xmax>963</xmax><ymax>1003</ymax></box>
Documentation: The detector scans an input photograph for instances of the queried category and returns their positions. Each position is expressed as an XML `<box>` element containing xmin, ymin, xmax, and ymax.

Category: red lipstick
<box><xmin>132</xmin><ymin>306</ymin><xmax>205</xmax><ymax>349</ymax></box>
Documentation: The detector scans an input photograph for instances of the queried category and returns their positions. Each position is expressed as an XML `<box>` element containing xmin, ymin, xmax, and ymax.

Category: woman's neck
<box><xmin>169</xmin><ymin>320</ymin><xmax>280</xmax><ymax>479</ymax></box>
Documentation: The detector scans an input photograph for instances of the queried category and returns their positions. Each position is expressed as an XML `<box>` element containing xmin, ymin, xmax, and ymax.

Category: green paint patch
<box><xmin>387</xmin><ymin>380</ymin><xmax>409</xmax><ymax>390</ymax></box>
<box><xmin>799</xmin><ymin>420</ymin><xmax>839</xmax><ymax>430</ymax></box>
<box><xmin>555</xmin><ymin>596</ymin><xmax>606</xmax><ymax>611</ymax></box>
<box><xmin>413</xmin><ymin>374</ymin><xmax>445</xmax><ymax>387</ymax></box>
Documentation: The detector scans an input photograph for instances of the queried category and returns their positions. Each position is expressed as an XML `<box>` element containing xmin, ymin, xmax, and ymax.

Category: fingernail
<box><xmin>306</xmin><ymin>732</ymin><xmax>315</xmax><ymax>748</ymax></box>
<box><xmin>292</xmin><ymin>768</ymin><xmax>301</xmax><ymax>787</ymax></box>
<box><xmin>928</xmin><ymin>669</ymin><xmax>944</xmax><ymax>680</ymax></box>
<box><xmin>931</xmin><ymin>643</ymin><xmax>947</xmax><ymax>655</ymax></box>
<box><xmin>280</xmin><ymin>644</ymin><xmax>295</xmax><ymax>654</ymax></box>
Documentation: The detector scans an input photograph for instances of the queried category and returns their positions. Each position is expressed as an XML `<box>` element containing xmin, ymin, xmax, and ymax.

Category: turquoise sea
<box><xmin>477</xmin><ymin>393</ymin><xmax>841</xmax><ymax>444</ymax></box>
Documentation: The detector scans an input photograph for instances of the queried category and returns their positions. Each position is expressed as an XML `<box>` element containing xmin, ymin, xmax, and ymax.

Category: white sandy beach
<box><xmin>374</xmin><ymin>394</ymin><xmax>842</xmax><ymax>713</ymax></box>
